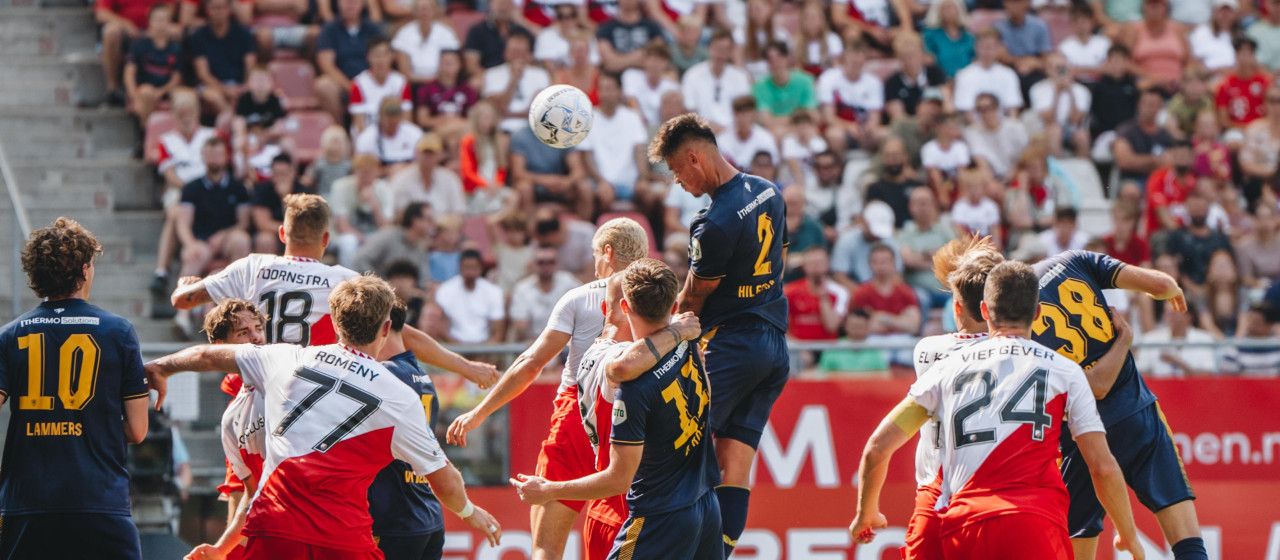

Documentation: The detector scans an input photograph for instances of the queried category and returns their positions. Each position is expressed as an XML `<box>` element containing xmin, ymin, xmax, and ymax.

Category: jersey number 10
<box><xmin>15</xmin><ymin>334</ymin><xmax>100</xmax><ymax>411</ymax></box>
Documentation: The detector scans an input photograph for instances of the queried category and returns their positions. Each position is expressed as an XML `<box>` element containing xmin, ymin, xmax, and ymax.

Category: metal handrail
<box><xmin>2</xmin><ymin>140</ymin><xmax>32</xmax><ymax>319</ymax></box>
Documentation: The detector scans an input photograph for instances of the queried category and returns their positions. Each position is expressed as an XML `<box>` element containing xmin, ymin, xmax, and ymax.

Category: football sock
<box><xmin>1171</xmin><ymin>537</ymin><xmax>1208</xmax><ymax>560</ymax></box>
<box><xmin>716</xmin><ymin>485</ymin><xmax>750</xmax><ymax>557</ymax></box>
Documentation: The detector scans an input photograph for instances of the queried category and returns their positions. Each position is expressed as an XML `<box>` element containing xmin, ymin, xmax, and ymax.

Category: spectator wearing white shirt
<box><xmin>1138</xmin><ymin>304</ymin><xmax>1219</xmax><ymax>377</ymax></box>
<box><xmin>435</xmin><ymin>249</ymin><xmax>506</xmax><ymax>343</ymax></box>
<box><xmin>579</xmin><ymin>71</ymin><xmax>654</xmax><ymax>212</ymax></box>
<box><xmin>1189</xmin><ymin>0</ymin><xmax>1241</xmax><ymax>73</ymax></box>
<box><xmin>391</xmin><ymin>0</ymin><xmax>461</xmax><ymax>83</ymax></box>
<box><xmin>806</xmin><ymin>149</ymin><xmax>860</xmax><ymax>235</ymax></box>
<box><xmin>1028</xmin><ymin>53</ymin><xmax>1092</xmax><ymax>157</ymax></box>
<box><xmin>349</xmin><ymin>37</ymin><xmax>413</xmax><ymax>135</ymax></box>
<box><xmin>153</xmin><ymin>90</ymin><xmax>218</xmax><ymax>292</ymax></box>
<box><xmin>663</xmin><ymin>183</ymin><xmax>710</xmax><ymax>234</ymax></box>
<box><xmin>681</xmin><ymin>28</ymin><xmax>753</xmax><ymax>132</ymax></box>
<box><xmin>482</xmin><ymin>30</ymin><xmax>553</xmax><ymax>133</ymax></box>
<box><xmin>389</xmin><ymin>133</ymin><xmax>467</xmax><ymax>219</ymax></box>
<box><xmin>715</xmin><ymin>95</ymin><xmax>780</xmax><ymax>171</ymax></box>
<box><xmin>507</xmin><ymin>246</ymin><xmax>580</xmax><ymax>342</ymax></box>
<box><xmin>781</xmin><ymin>110</ymin><xmax>829</xmax><ymax>186</ymax></box>
<box><xmin>1058</xmin><ymin>3</ymin><xmax>1112</xmax><ymax>82</ymax></box>
<box><xmin>816</xmin><ymin>38</ymin><xmax>885</xmax><ymax>154</ymax></box>
<box><xmin>953</xmin><ymin>29</ymin><xmax>1024</xmax><ymax>113</ymax></box>
<box><xmin>354</xmin><ymin>97</ymin><xmax>425</xmax><ymax>174</ymax></box>
<box><xmin>330</xmin><ymin>154</ymin><xmax>397</xmax><ymax>267</ymax></box>
<box><xmin>921</xmin><ymin>112</ymin><xmax>971</xmax><ymax>203</ymax></box>
<box><xmin>534</xmin><ymin>3</ymin><xmax>600</xmax><ymax>69</ymax></box>
<box><xmin>622</xmin><ymin>43</ymin><xmax>680</xmax><ymax>126</ymax></box>
<box><xmin>1035</xmin><ymin>208</ymin><xmax>1090</xmax><ymax>256</ymax></box>
<box><xmin>964</xmin><ymin>93</ymin><xmax>1029</xmax><ymax>181</ymax></box>
<box><xmin>949</xmin><ymin>168</ymin><xmax>1002</xmax><ymax>244</ymax></box>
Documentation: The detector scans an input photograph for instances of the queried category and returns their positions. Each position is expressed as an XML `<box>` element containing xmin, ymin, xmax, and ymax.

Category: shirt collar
<box><xmin>202</xmin><ymin>173</ymin><xmax>231</xmax><ymax>190</ymax></box>
<box><xmin>340</xmin><ymin>343</ymin><xmax>375</xmax><ymax>361</ymax></box>
<box><xmin>282</xmin><ymin>255</ymin><xmax>320</xmax><ymax>263</ymax></box>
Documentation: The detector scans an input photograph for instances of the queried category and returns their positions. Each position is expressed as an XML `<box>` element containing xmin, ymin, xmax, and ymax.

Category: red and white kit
<box><xmin>203</xmin><ymin>254</ymin><xmax>360</xmax><ymax>346</ymax></box>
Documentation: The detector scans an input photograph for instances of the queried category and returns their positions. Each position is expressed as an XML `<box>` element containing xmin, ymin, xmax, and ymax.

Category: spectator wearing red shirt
<box><xmin>784</xmin><ymin>247</ymin><xmax>850</xmax><ymax>341</ymax></box>
<box><xmin>850</xmin><ymin>243</ymin><xmax>921</xmax><ymax>335</ymax></box>
<box><xmin>96</xmin><ymin>0</ymin><xmax>171</xmax><ymax>106</ymax></box>
<box><xmin>1144</xmin><ymin>138</ymin><xmax>1197</xmax><ymax>237</ymax></box>
<box><xmin>1104</xmin><ymin>201</ymin><xmax>1152</xmax><ymax>267</ymax></box>
<box><xmin>1216</xmin><ymin>37</ymin><xmax>1271</xmax><ymax>130</ymax></box>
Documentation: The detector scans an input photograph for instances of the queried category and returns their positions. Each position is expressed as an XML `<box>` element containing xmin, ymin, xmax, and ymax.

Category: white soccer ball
<box><xmin>528</xmin><ymin>85</ymin><xmax>594</xmax><ymax>149</ymax></box>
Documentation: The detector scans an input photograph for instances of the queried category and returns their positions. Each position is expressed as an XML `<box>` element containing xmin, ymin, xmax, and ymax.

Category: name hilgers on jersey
<box><xmin>203</xmin><ymin>254</ymin><xmax>360</xmax><ymax>346</ymax></box>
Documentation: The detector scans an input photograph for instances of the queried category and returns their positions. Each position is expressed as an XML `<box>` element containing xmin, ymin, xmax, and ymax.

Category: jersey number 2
<box><xmin>274</xmin><ymin>367</ymin><xmax>383</xmax><ymax>452</ymax></box>
<box><xmin>15</xmin><ymin>334</ymin><xmax>100</xmax><ymax>411</ymax></box>
<box><xmin>753</xmin><ymin>214</ymin><xmax>775</xmax><ymax>276</ymax></box>
<box><xmin>951</xmin><ymin>367</ymin><xmax>1052</xmax><ymax>448</ymax></box>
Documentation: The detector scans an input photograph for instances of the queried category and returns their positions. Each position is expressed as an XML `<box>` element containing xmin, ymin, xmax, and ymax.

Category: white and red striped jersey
<box><xmin>576</xmin><ymin>338</ymin><xmax>626</xmax><ymax>459</ymax></box>
<box><xmin>546</xmin><ymin>280</ymin><xmax>608</xmax><ymax>394</ymax></box>
<box><xmin>203</xmin><ymin>254</ymin><xmax>361</xmax><ymax>346</ymax></box>
<box><xmin>911</xmin><ymin>332</ymin><xmax>989</xmax><ymax>488</ymax></box>
<box><xmin>156</xmin><ymin>127</ymin><xmax>219</xmax><ymax>185</ymax></box>
<box><xmin>234</xmin><ymin>343</ymin><xmax>448</xmax><ymax>553</ymax></box>
<box><xmin>221</xmin><ymin>385</ymin><xmax>266</xmax><ymax>491</ymax></box>
<box><xmin>349</xmin><ymin>70</ymin><xmax>412</xmax><ymax>129</ymax></box>
<box><xmin>908</xmin><ymin>336</ymin><xmax>1104</xmax><ymax>533</ymax></box>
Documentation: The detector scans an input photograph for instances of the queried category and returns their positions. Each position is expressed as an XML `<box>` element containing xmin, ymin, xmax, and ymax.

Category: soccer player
<box><xmin>0</xmin><ymin>218</ymin><xmax>150</xmax><ymax>559</ymax></box>
<box><xmin>145</xmin><ymin>275</ymin><xmax>501</xmax><ymax>559</ymax></box>
<box><xmin>849</xmin><ymin>261</ymin><xmax>1144</xmax><ymax>560</ymax></box>
<box><xmin>445</xmin><ymin>218</ymin><xmax>670</xmax><ymax>560</ymax></box>
<box><xmin>512</xmin><ymin>259</ymin><xmax>723</xmax><ymax>560</ymax></box>
<box><xmin>168</xmin><ymin>193</ymin><xmax>498</xmax><ymax>388</ymax></box>
<box><xmin>368</xmin><ymin>301</ymin><xmax>447</xmax><ymax>560</ymax></box>
<box><xmin>1030</xmin><ymin>250</ymin><xmax>1206</xmax><ymax>560</ymax></box>
<box><xmin>630</xmin><ymin>112</ymin><xmax>790</xmax><ymax>556</ymax></box>
<box><xmin>185</xmin><ymin>299</ymin><xmax>268</xmax><ymax>560</ymax></box>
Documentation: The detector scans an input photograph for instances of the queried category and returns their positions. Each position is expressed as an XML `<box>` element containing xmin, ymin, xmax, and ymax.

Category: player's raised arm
<box><xmin>850</xmin><ymin>397</ymin><xmax>931</xmax><ymax>543</ymax></box>
<box><xmin>401</xmin><ymin>325</ymin><xmax>500</xmax><ymax>389</ymax></box>
<box><xmin>446</xmin><ymin>329</ymin><xmax>570</xmax><ymax>446</ymax></box>
<box><xmin>604</xmin><ymin>312</ymin><xmax>701</xmax><ymax>384</ymax></box>
<box><xmin>170</xmin><ymin>276</ymin><xmax>214</xmax><ymax>309</ymax></box>
<box><xmin>1080</xmin><ymin>310</ymin><xmax>1135</xmax><ymax>399</ymax></box>
<box><xmin>144</xmin><ymin>345</ymin><xmax>243</xmax><ymax>409</ymax></box>
<box><xmin>1114</xmin><ymin>264</ymin><xmax>1186</xmax><ymax>312</ymax></box>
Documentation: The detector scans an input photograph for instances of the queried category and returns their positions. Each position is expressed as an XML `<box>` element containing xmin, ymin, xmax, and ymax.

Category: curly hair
<box><xmin>648</xmin><ymin>112</ymin><xmax>717</xmax><ymax>164</ymax></box>
<box><xmin>21</xmin><ymin>217</ymin><xmax>101</xmax><ymax>299</ymax></box>
<box><xmin>203</xmin><ymin>298</ymin><xmax>266</xmax><ymax>343</ymax></box>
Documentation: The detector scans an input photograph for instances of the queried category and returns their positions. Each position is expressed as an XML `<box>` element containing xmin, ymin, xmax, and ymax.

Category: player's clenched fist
<box><xmin>848</xmin><ymin>511</ymin><xmax>888</xmax><ymax>544</ymax></box>
<box><xmin>461</xmin><ymin>360</ymin><xmax>500</xmax><ymax>389</ymax></box>
<box><xmin>510</xmin><ymin>473</ymin><xmax>553</xmax><ymax>505</ymax></box>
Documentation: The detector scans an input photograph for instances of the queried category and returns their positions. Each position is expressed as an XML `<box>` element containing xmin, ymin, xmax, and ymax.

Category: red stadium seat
<box><xmin>864</xmin><ymin>58</ymin><xmax>902</xmax><ymax>82</ymax></box>
<box><xmin>1042</xmin><ymin>9</ymin><xmax>1072</xmax><ymax>47</ymax></box>
<box><xmin>269</xmin><ymin>59</ymin><xmax>318</xmax><ymax>111</ymax></box>
<box><xmin>143</xmin><ymin>111</ymin><xmax>177</xmax><ymax>165</ymax></box>
<box><xmin>447</xmin><ymin>10</ymin><xmax>487</xmax><ymax>40</ymax></box>
<box><xmin>253</xmin><ymin>14</ymin><xmax>300</xmax><ymax>27</ymax></box>
<box><xmin>597</xmin><ymin>211</ymin><xmax>661</xmax><ymax>258</ymax></box>
<box><xmin>280</xmin><ymin>111</ymin><xmax>333</xmax><ymax>164</ymax></box>
<box><xmin>461</xmin><ymin>215</ymin><xmax>494</xmax><ymax>262</ymax></box>
<box><xmin>966</xmin><ymin>9</ymin><xmax>1006</xmax><ymax>34</ymax></box>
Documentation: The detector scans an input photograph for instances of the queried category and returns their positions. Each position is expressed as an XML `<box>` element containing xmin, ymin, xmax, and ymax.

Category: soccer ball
<box><xmin>529</xmin><ymin>85</ymin><xmax>594</xmax><ymax>149</ymax></box>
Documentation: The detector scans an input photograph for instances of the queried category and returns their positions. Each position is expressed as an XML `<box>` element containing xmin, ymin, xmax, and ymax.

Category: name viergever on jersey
<box><xmin>959</xmin><ymin>344</ymin><xmax>1058</xmax><ymax>363</ymax></box>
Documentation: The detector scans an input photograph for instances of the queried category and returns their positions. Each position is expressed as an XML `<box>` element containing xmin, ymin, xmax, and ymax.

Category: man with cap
<box><xmin>355</xmin><ymin>97</ymin><xmax>426</xmax><ymax>174</ymax></box>
<box><xmin>831</xmin><ymin>200</ymin><xmax>903</xmax><ymax>291</ymax></box>
<box><xmin>390</xmin><ymin>133</ymin><xmax>467</xmax><ymax>220</ymax></box>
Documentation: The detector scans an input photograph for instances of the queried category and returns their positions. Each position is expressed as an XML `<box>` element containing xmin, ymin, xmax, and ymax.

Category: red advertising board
<box><xmin>442</xmin><ymin>378</ymin><xmax>1280</xmax><ymax>559</ymax></box>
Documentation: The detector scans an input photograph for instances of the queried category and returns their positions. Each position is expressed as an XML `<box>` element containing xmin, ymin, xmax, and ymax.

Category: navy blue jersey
<box><xmin>1032</xmin><ymin>251</ymin><xmax>1156</xmax><ymax>426</ymax></box>
<box><xmin>0</xmin><ymin>299</ymin><xmax>149</xmax><ymax>515</ymax></box>
<box><xmin>610</xmin><ymin>340</ymin><xmax>721</xmax><ymax>517</ymax></box>
<box><xmin>368</xmin><ymin>351</ymin><xmax>443</xmax><ymax>536</ymax></box>
<box><xmin>688</xmin><ymin>173</ymin><xmax>789</xmax><ymax>332</ymax></box>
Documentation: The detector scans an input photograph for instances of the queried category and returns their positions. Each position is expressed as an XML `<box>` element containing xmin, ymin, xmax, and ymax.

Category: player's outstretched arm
<box><xmin>604</xmin><ymin>312</ymin><xmax>701</xmax><ymax>384</ymax></box>
<box><xmin>851</xmin><ymin>397</ymin><xmax>929</xmax><ymax>544</ymax></box>
<box><xmin>446</xmin><ymin>329</ymin><xmax>571</xmax><ymax>446</ymax></box>
<box><xmin>171</xmin><ymin>276</ymin><xmax>214</xmax><ymax>309</ymax></box>
<box><xmin>511</xmin><ymin>444</ymin><xmax>641</xmax><ymax>504</ymax></box>
<box><xmin>145</xmin><ymin>345</ymin><xmax>242</xmax><ymax>409</ymax></box>
<box><xmin>1081</xmin><ymin>310</ymin><xmax>1134</xmax><ymax>400</ymax></box>
<box><xmin>402</xmin><ymin>326</ymin><xmax>500</xmax><ymax>389</ymax></box>
<box><xmin>1115</xmin><ymin>265</ymin><xmax>1186</xmax><ymax>313</ymax></box>
<box><xmin>424</xmin><ymin>464</ymin><xmax>502</xmax><ymax>547</ymax></box>
<box><xmin>1075</xmin><ymin>432</ymin><xmax>1145</xmax><ymax>560</ymax></box>
<box><xmin>676</xmin><ymin>273</ymin><xmax>720</xmax><ymax>316</ymax></box>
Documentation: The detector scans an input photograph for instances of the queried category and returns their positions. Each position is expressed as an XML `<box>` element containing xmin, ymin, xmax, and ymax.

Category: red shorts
<box><xmin>941</xmin><ymin>514</ymin><xmax>1070</xmax><ymax>560</ymax></box>
<box><xmin>582</xmin><ymin>512</ymin><xmax>623</xmax><ymax>560</ymax></box>
<box><xmin>902</xmin><ymin>485</ymin><xmax>944</xmax><ymax>560</ymax></box>
<box><xmin>226</xmin><ymin>544</ymin><xmax>247</xmax><ymax>560</ymax></box>
<box><xmin>244</xmin><ymin>536</ymin><xmax>384</xmax><ymax>560</ymax></box>
<box><xmin>534</xmin><ymin>388</ymin><xmax>597</xmax><ymax>513</ymax></box>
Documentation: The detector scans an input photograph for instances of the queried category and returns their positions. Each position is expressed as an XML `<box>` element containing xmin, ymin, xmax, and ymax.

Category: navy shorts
<box><xmin>375</xmin><ymin>531</ymin><xmax>444</xmax><ymax>560</ymax></box>
<box><xmin>0</xmin><ymin>512</ymin><xmax>141</xmax><ymax>560</ymax></box>
<box><xmin>607</xmin><ymin>491</ymin><xmax>723</xmax><ymax>560</ymax></box>
<box><xmin>702</xmin><ymin>322</ymin><xmax>790</xmax><ymax>449</ymax></box>
<box><xmin>1060</xmin><ymin>402</ymin><xmax>1196</xmax><ymax>538</ymax></box>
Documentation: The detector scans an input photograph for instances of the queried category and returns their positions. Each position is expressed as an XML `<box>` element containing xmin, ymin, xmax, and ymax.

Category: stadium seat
<box><xmin>447</xmin><ymin>10</ymin><xmax>487</xmax><ymax>40</ymax></box>
<box><xmin>143</xmin><ymin>111</ymin><xmax>177</xmax><ymax>165</ymax></box>
<box><xmin>280</xmin><ymin>111</ymin><xmax>333</xmax><ymax>164</ymax></box>
<box><xmin>864</xmin><ymin>58</ymin><xmax>902</xmax><ymax>82</ymax></box>
<box><xmin>461</xmin><ymin>215</ymin><xmax>494</xmax><ymax>262</ymax></box>
<box><xmin>253</xmin><ymin>14</ymin><xmax>299</xmax><ymax>28</ymax></box>
<box><xmin>966</xmin><ymin>9</ymin><xmax>1006</xmax><ymax>34</ymax></box>
<box><xmin>1042</xmin><ymin>9</ymin><xmax>1073</xmax><ymax>47</ymax></box>
<box><xmin>597</xmin><ymin>211</ymin><xmax>661</xmax><ymax>258</ymax></box>
<box><xmin>269</xmin><ymin>59</ymin><xmax>318</xmax><ymax>111</ymax></box>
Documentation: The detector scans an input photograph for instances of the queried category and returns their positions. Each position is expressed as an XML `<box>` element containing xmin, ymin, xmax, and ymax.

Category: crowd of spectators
<box><xmin>97</xmin><ymin>0</ymin><xmax>1280</xmax><ymax>376</ymax></box>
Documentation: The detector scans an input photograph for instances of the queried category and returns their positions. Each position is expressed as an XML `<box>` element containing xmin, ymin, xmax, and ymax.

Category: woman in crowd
<box><xmin>1122</xmin><ymin>0</ymin><xmax>1189</xmax><ymax>93</ymax></box>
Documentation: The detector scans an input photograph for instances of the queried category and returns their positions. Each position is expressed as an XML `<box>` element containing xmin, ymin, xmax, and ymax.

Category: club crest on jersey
<box><xmin>612</xmin><ymin>400</ymin><xmax>627</xmax><ymax>425</ymax></box>
<box><xmin>689</xmin><ymin>237</ymin><xmax>703</xmax><ymax>263</ymax></box>
<box><xmin>54</xmin><ymin>308</ymin><xmax>64</xmax><ymax>314</ymax></box>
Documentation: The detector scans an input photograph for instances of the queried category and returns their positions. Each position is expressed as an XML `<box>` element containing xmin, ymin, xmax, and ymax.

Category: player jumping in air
<box><xmin>445</xmin><ymin>218</ymin><xmax>666</xmax><ymax>560</ymax></box>
<box><xmin>168</xmin><ymin>193</ymin><xmax>499</xmax><ymax>389</ymax></box>
<box><xmin>513</xmin><ymin>259</ymin><xmax>723</xmax><ymax>560</ymax></box>
<box><xmin>0</xmin><ymin>218</ymin><xmax>151</xmax><ymax>560</ymax></box>
<box><xmin>145</xmin><ymin>276</ymin><xmax>501</xmax><ymax>560</ymax></box>
<box><xmin>615</xmin><ymin>112</ymin><xmax>789</xmax><ymax>556</ymax></box>
<box><xmin>185</xmin><ymin>299</ymin><xmax>268</xmax><ymax>560</ymax></box>
<box><xmin>850</xmin><ymin>261</ymin><xmax>1144</xmax><ymax>560</ymax></box>
<box><xmin>1029</xmin><ymin>250</ymin><xmax>1206</xmax><ymax>560</ymax></box>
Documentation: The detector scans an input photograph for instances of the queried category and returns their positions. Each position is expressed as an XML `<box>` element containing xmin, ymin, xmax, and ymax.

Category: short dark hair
<box><xmin>622</xmin><ymin>258</ymin><xmax>679</xmax><ymax>322</ymax></box>
<box><xmin>1106</xmin><ymin>44</ymin><xmax>1131</xmax><ymax>59</ymax></box>
<box><xmin>647</xmin><ymin>112</ymin><xmax>718</xmax><ymax>164</ymax></box>
<box><xmin>947</xmin><ymin>248</ymin><xmax>1004</xmax><ymax>323</ymax></box>
<box><xmin>645</xmin><ymin>42</ymin><xmax>672</xmax><ymax>61</ymax></box>
<box><xmin>869</xmin><ymin>242</ymin><xmax>895</xmax><ymax>260</ymax></box>
<box><xmin>385</xmin><ymin>260</ymin><xmax>420</xmax><ymax>282</ymax></box>
<box><xmin>1055</xmin><ymin>207</ymin><xmax>1078</xmax><ymax>222</ymax></box>
<box><xmin>366</xmin><ymin>35</ymin><xmax>392</xmax><ymax>54</ymax></box>
<box><xmin>1069</xmin><ymin>2</ymin><xmax>1094</xmax><ymax>19</ymax></box>
<box><xmin>507</xmin><ymin>28</ymin><xmax>535</xmax><ymax>48</ymax></box>
<box><xmin>389</xmin><ymin>300</ymin><xmax>408</xmax><ymax>332</ymax></box>
<box><xmin>709</xmin><ymin>27</ymin><xmax>734</xmax><ymax>44</ymax></box>
<box><xmin>401</xmin><ymin>201</ymin><xmax>430</xmax><ymax>229</ymax></box>
<box><xmin>271</xmin><ymin>153</ymin><xmax>293</xmax><ymax>167</ymax></box>
<box><xmin>1235</xmin><ymin>36</ymin><xmax>1259</xmax><ymax>53</ymax></box>
<box><xmin>22</xmin><ymin>217</ymin><xmax>101</xmax><ymax>299</ymax></box>
<box><xmin>763</xmin><ymin>41</ymin><xmax>789</xmax><ymax>58</ymax></box>
<box><xmin>983</xmin><ymin>261</ymin><xmax>1041</xmax><ymax>328</ymax></box>
<box><xmin>459</xmin><ymin>248</ymin><xmax>484</xmax><ymax>266</ymax></box>
<box><xmin>204</xmin><ymin>136</ymin><xmax>227</xmax><ymax>150</ymax></box>
<box><xmin>599</xmin><ymin>70</ymin><xmax>623</xmax><ymax>87</ymax></box>
<box><xmin>1139</xmin><ymin>87</ymin><xmax>1165</xmax><ymax>101</ymax></box>
<box><xmin>731</xmin><ymin>95</ymin><xmax>758</xmax><ymax>113</ymax></box>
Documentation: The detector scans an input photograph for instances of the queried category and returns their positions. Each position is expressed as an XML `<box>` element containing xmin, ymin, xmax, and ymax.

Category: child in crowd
<box><xmin>921</xmin><ymin>113</ymin><xmax>971</xmax><ymax>204</ymax></box>
<box><xmin>1166</xmin><ymin>68</ymin><xmax>1213</xmax><ymax>138</ymax></box>
<box><xmin>950</xmin><ymin>168</ymin><xmax>1002</xmax><ymax>244</ymax></box>
<box><xmin>1057</xmin><ymin>2</ymin><xmax>1110</xmax><ymax>82</ymax></box>
<box><xmin>349</xmin><ymin>37</ymin><xmax>412</xmax><ymax>135</ymax></box>
<box><xmin>303</xmin><ymin>125</ymin><xmax>353</xmax><ymax>198</ymax></box>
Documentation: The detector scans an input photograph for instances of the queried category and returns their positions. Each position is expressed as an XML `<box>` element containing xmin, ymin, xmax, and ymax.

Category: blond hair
<box><xmin>319</xmin><ymin>125</ymin><xmax>352</xmax><ymax>161</ymax></box>
<box><xmin>593</xmin><ymin>218</ymin><xmax>649</xmax><ymax>266</ymax></box>
<box><xmin>283</xmin><ymin>193</ymin><xmax>331</xmax><ymax>246</ymax></box>
<box><xmin>329</xmin><ymin>275</ymin><xmax>397</xmax><ymax>346</ymax></box>
<box><xmin>924</xmin><ymin>0</ymin><xmax>968</xmax><ymax>29</ymax></box>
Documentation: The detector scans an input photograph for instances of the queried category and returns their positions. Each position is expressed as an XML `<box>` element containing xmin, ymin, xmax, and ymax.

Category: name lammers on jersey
<box><xmin>257</xmin><ymin>267</ymin><xmax>333</xmax><ymax>287</ymax></box>
<box><xmin>18</xmin><ymin>316</ymin><xmax>100</xmax><ymax>328</ymax></box>
<box><xmin>959</xmin><ymin>344</ymin><xmax>1058</xmax><ymax>363</ymax></box>
<box><xmin>735</xmin><ymin>187</ymin><xmax>777</xmax><ymax>220</ymax></box>
<box><xmin>25</xmin><ymin>422</ymin><xmax>83</xmax><ymax>436</ymax></box>
<box><xmin>314</xmin><ymin>350</ymin><xmax>382</xmax><ymax>381</ymax></box>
